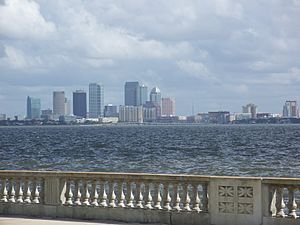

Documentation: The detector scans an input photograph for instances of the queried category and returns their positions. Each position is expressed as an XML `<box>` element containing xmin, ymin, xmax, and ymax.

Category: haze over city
<box><xmin>1</xmin><ymin>0</ymin><xmax>300</xmax><ymax>117</ymax></box>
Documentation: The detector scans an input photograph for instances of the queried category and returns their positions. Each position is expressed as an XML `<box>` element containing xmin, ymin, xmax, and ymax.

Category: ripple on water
<box><xmin>0</xmin><ymin>124</ymin><xmax>300</xmax><ymax>177</ymax></box>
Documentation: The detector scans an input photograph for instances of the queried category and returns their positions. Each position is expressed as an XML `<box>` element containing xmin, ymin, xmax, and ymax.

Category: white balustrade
<box><xmin>2</xmin><ymin>171</ymin><xmax>300</xmax><ymax>225</ymax></box>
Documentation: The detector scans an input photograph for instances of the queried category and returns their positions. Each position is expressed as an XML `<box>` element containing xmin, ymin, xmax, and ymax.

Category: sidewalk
<box><xmin>0</xmin><ymin>217</ymin><xmax>164</xmax><ymax>225</ymax></box>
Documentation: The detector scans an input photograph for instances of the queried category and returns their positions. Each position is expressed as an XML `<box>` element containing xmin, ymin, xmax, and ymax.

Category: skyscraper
<box><xmin>53</xmin><ymin>91</ymin><xmax>65</xmax><ymax>116</ymax></box>
<box><xmin>125</xmin><ymin>81</ymin><xmax>140</xmax><ymax>106</ymax></box>
<box><xmin>89</xmin><ymin>83</ymin><xmax>104</xmax><ymax>118</ymax></box>
<box><xmin>139</xmin><ymin>85</ymin><xmax>148</xmax><ymax>105</ymax></box>
<box><xmin>162</xmin><ymin>97</ymin><xmax>175</xmax><ymax>116</ymax></box>
<box><xmin>283</xmin><ymin>100</ymin><xmax>298</xmax><ymax>118</ymax></box>
<box><xmin>242</xmin><ymin>103</ymin><xmax>257</xmax><ymax>119</ymax></box>
<box><xmin>26</xmin><ymin>96</ymin><xmax>41</xmax><ymax>119</ymax></box>
<box><xmin>150</xmin><ymin>87</ymin><xmax>161</xmax><ymax>105</ymax></box>
<box><xmin>73</xmin><ymin>90</ymin><xmax>87</xmax><ymax>118</ymax></box>
<box><xmin>150</xmin><ymin>87</ymin><xmax>162</xmax><ymax>118</ymax></box>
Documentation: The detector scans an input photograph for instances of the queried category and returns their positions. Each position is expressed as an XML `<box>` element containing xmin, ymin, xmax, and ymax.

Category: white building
<box><xmin>283</xmin><ymin>100</ymin><xmax>298</xmax><ymax>118</ymax></box>
<box><xmin>242</xmin><ymin>103</ymin><xmax>257</xmax><ymax>119</ymax></box>
<box><xmin>119</xmin><ymin>106</ymin><xmax>143</xmax><ymax>123</ymax></box>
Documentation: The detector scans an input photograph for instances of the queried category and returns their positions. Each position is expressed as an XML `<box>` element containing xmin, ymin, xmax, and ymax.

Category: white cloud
<box><xmin>0</xmin><ymin>0</ymin><xmax>56</xmax><ymax>40</ymax></box>
<box><xmin>176</xmin><ymin>60</ymin><xmax>211</xmax><ymax>79</ymax></box>
<box><xmin>250</xmin><ymin>67</ymin><xmax>300</xmax><ymax>85</ymax></box>
<box><xmin>0</xmin><ymin>45</ymin><xmax>42</xmax><ymax>69</ymax></box>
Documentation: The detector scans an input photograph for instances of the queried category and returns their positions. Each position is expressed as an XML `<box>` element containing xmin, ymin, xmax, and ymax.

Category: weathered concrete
<box><xmin>1</xmin><ymin>170</ymin><xmax>300</xmax><ymax>225</ymax></box>
<box><xmin>0</xmin><ymin>216</ymin><xmax>164</xmax><ymax>225</ymax></box>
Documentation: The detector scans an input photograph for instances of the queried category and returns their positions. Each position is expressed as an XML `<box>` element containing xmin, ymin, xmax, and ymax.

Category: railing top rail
<box><xmin>0</xmin><ymin>170</ymin><xmax>300</xmax><ymax>183</ymax></box>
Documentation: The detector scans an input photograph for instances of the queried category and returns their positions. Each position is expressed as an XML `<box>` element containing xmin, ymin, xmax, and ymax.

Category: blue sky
<box><xmin>1</xmin><ymin>0</ymin><xmax>300</xmax><ymax>116</ymax></box>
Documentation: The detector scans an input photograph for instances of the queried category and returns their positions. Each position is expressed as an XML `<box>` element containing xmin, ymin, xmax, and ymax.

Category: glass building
<box><xmin>89</xmin><ymin>83</ymin><xmax>104</xmax><ymax>118</ymax></box>
<box><xmin>27</xmin><ymin>96</ymin><xmax>41</xmax><ymax>119</ymax></box>
<box><xmin>73</xmin><ymin>90</ymin><xmax>87</xmax><ymax>118</ymax></box>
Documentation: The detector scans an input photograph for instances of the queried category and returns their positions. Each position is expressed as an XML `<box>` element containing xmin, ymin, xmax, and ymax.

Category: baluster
<box><xmin>100</xmin><ymin>181</ymin><xmax>108</xmax><ymax>207</ymax></box>
<box><xmin>32</xmin><ymin>179</ymin><xmax>40</xmax><ymax>204</ymax></box>
<box><xmin>118</xmin><ymin>181</ymin><xmax>125</xmax><ymax>207</ymax></box>
<box><xmin>192</xmin><ymin>184</ymin><xmax>201</xmax><ymax>212</ymax></box>
<box><xmin>74</xmin><ymin>180</ymin><xmax>82</xmax><ymax>205</ymax></box>
<box><xmin>202</xmin><ymin>184</ymin><xmax>208</xmax><ymax>212</ymax></box>
<box><xmin>91</xmin><ymin>180</ymin><xmax>99</xmax><ymax>206</ymax></box>
<box><xmin>8</xmin><ymin>178</ymin><xmax>16</xmax><ymax>203</ymax></box>
<box><xmin>163</xmin><ymin>183</ymin><xmax>171</xmax><ymax>211</ymax></box>
<box><xmin>287</xmin><ymin>187</ymin><xmax>298</xmax><ymax>218</ymax></box>
<box><xmin>65</xmin><ymin>180</ymin><xmax>73</xmax><ymax>205</ymax></box>
<box><xmin>154</xmin><ymin>183</ymin><xmax>162</xmax><ymax>210</ymax></box>
<box><xmin>276</xmin><ymin>186</ymin><xmax>286</xmax><ymax>218</ymax></box>
<box><xmin>145</xmin><ymin>182</ymin><xmax>153</xmax><ymax>209</ymax></box>
<box><xmin>16</xmin><ymin>178</ymin><xmax>23</xmax><ymax>203</ymax></box>
<box><xmin>82</xmin><ymin>180</ymin><xmax>90</xmax><ymax>206</ymax></box>
<box><xmin>24</xmin><ymin>179</ymin><xmax>31</xmax><ymax>204</ymax></box>
<box><xmin>0</xmin><ymin>178</ymin><xmax>8</xmax><ymax>202</ymax></box>
<box><xmin>183</xmin><ymin>183</ymin><xmax>191</xmax><ymax>211</ymax></box>
<box><xmin>109</xmin><ymin>181</ymin><xmax>116</xmax><ymax>208</ymax></box>
<box><xmin>136</xmin><ymin>182</ymin><xmax>144</xmax><ymax>208</ymax></box>
<box><xmin>126</xmin><ymin>182</ymin><xmax>134</xmax><ymax>208</ymax></box>
<box><xmin>173</xmin><ymin>183</ymin><xmax>181</xmax><ymax>211</ymax></box>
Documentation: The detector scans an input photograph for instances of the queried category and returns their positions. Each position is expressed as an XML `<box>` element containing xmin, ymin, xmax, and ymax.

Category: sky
<box><xmin>0</xmin><ymin>0</ymin><xmax>300</xmax><ymax>117</ymax></box>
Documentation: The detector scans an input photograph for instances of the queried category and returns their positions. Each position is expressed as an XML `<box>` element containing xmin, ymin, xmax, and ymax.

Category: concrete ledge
<box><xmin>263</xmin><ymin>217</ymin><xmax>300</xmax><ymax>225</ymax></box>
<box><xmin>0</xmin><ymin>203</ymin><xmax>209</xmax><ymax>225</ymax></box>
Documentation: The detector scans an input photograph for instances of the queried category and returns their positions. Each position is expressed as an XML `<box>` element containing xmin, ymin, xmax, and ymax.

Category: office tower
<box><xmin>125</xmin><ymin>81</ymin><xmax>140</xmax><ymax>106</ymax></box>
<box><xmin>65</xmin><ymin>98</ymin><xmax>71</xmax><ymax>115</ymax></box>
<box><xmin>104</xmin><ymin>104</ymin><xmax>118</xmax><ymax>117</ymax></box>
<box><xmin>242</xmin><ymin>103</ymin><xmax>257</xmax><ymax>119</ymax></box>
<box><xmin>53</xmin><ymin>91</ymin><xmax>65</xmax><ymax>116</ymax></box>
<box><xmin>139</xmin><ymin>85</ymin><xmax>148</xmax><ymax>105</ymax></box>
<box><xmin>283</xmin><ymin>100</ymin><xmax>298</xmax><ymax>118</ymax></box>
<box><xmin>26</xmin><ymin>96</ymin><xmax>41</xmax><ymax>119</ymax></box>
<box><xmin>150</xmin><ymin>87</ymin><xmax>162</xmax><ymax>118</ymax></box>
<box><xmin>150</xmin><ymin>87</ymin><xmax>161</xmax><ymax>105</ymax></box>
<box><xmin>73</xmin><ymin>90</ymin><xmax>87</xmax><ymax>118</ymax></box>
<box><xmin>119</xmin><ymin>105</ymin><xmax>143</xmax><ymax>123</ymax></box>
<box><xmin>162</xmin><ymin>97</ymin><xmax>175</xmax><ymax>116</ymax></box>
<box><xmin>89</xmin><ymin>83</ymin><xmax>104</xmax><ymax>118</ymax></box>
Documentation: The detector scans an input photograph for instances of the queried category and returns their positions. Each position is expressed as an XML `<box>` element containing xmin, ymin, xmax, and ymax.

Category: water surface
<box><xmin>0</xmin><ymin>124</ymin><xmax>299</xmax><ymax>177</ymax></box>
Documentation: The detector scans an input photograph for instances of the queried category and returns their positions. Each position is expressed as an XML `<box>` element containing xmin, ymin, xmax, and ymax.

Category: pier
<box><xmin>0</xmin><ymin>170</ymin><xmax>299</xmax><ymax>225</ymax></box>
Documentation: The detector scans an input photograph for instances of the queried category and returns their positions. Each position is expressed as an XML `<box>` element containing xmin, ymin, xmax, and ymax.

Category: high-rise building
<box><xmin>73</xmin><ymin>90</ymin><xmax>87</xmax><ymax>118</ymax></box>
<box><xmin>64</xmin><ymin>98</ymin><xmax>71</xmax><ymax>115</ymax></box>
<box><xmin>53</xmin><ymin>91</ymin><xmax>65</xmax><ymax>116</ymax></box>
<box><xmin>26</xmin><ymin>96</ymin><xmax>41</xmax><ymax>119</ymax></box>
<box><xmin>125</xmin><ymin>82</ymin><xmax>140</xmax><ymax>106</ymax></box>
<box><xmin>139</xmin><ymin>85</ymin><xmax>148</xmax><ymax>105</ymax></box>
<box><xmin>89</xmin><ymin>83</ymin><xmax>104</xmax><ymax>118</ymax></box>
<box><xmin>119</xmin><ymin>105</ymin><xmax>143</xmax><ymax>123</ymax></box>
<box><xmin>162</xmin><ymin>97</ymin><xmax>175</xmax><ymax>116</ymax></box>
<box><xmin>150</xmin><ymin>87</ymin><xmax>162</xmax><ymax>118</ymax></box>
<box><xmin>242</xmin><ymin>103</ymin><xmax>257</xmax><ymax>119</ymax></box>
<box><xmin>283</xmin><ymin>100</ymin><xmax>298</xmax><ymax>118</ymax></box>
<box><xmin>104</xmin><ymin>104</ymin><xmax>118</xmax><ymax>117</ymax></box>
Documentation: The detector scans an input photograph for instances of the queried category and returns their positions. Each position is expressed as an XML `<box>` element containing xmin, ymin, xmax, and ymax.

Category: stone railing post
<box><xmin>44</xmin><ymin>175</ymin><xmax>66</xmax><ymax>205</ymax></box>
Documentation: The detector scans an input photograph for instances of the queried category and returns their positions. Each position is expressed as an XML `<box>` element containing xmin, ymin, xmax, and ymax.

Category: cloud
<box><xmin>0</xmin><ymin>0</ymin><xmax>56</xmax><ymax>40</ymax></box>
<box><xmin>0</xmin><ymin>45</ymin><xmax>42</xmax><ymax>69</ymax></box>
<box><xmin>250</xmin><ymin>67</ymin><xmax>300</xmax><ymax>85</ymax></box>
<box><xmin>176</xmin><ymin>60</ymin><xmax>212</xmax><ymax>79</ymax></box>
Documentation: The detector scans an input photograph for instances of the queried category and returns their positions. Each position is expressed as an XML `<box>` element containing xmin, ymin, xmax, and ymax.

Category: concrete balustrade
<box><xmin>0</xmin><ymin>170</ymin><xmax>300</xmax><ymax>225</ymax></box>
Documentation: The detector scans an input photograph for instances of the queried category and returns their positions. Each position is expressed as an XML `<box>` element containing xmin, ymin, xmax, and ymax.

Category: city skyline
<box><xmin>1</xmin><ymin>1</ymin><xmax>300</xmax><ymax>117</ymax></box>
